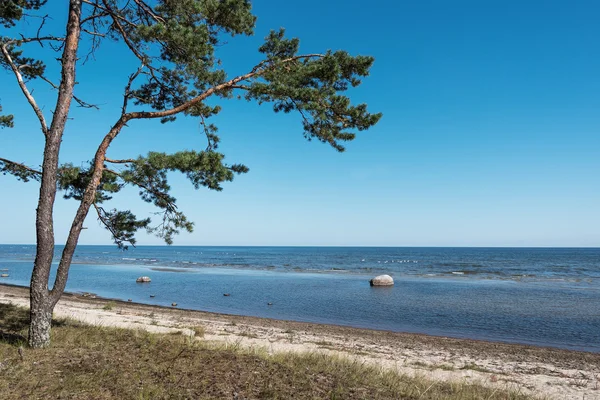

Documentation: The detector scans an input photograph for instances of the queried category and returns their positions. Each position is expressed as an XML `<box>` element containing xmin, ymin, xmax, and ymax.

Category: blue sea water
<box><xmin>0</xmin><ymin>245</ymin><xmax>599</xmax><ymax>352</ymax></box>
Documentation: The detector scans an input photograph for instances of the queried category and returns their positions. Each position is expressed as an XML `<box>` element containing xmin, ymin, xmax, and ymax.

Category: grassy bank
<box><xmin>0</xmin><ymin>303</ymin><xmax>534</xmax><ymax>399</ymax></box>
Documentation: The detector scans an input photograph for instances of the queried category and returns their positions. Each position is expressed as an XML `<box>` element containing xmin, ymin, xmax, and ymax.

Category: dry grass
<box><xmin>191</xmin><ymin>325</ymin><xmax>205</xmax><ymax>338</ymax></box>
<box><xmin>0</xmin><ymin>303</ymin><xmax>536</xmax><ymax>400</ymax></box>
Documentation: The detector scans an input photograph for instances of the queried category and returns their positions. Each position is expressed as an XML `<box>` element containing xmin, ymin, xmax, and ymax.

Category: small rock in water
<box><xmin>223</xmin><ymin>293</ymin><xmax>230</xmax><ymax>297</ymax></box>
<box><xmin>149</xmin><ymin>295</ymin><xmax>155</xmax><ymax>298</ymax></box>
<box><xmin>267</xmin><ymin>302</ymin><xmax>273</xmax><ymax>306</ymax></box>
<box><xmin>0</xmin><ymin>274</ymin><xmax>8</xmax><ymax>278</ymax></box>
<box><xmin>171</xmin><ymin>302</ymin><xmax>178</xmax><ymax>307</ymax></box>
<box><xmin>369</xmin><ymin>274</ymin><xmax>394</xmax><ymax>286</ymax></box>
<box><xmin>136</xmin><ymin>276</ymin><xmax>151</xmax><ymax>283</ymax></box>
<box><xmin>127</xmin><ymin>299</ymin><xmax>132</xmax><ymax>302</ymax></box>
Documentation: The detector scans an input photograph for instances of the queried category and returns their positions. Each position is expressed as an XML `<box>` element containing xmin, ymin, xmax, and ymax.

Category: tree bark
<box><xmin>28</xmin><ymin>0</ymin><xmax>82</xmax><ymax>348</ymax></box>
<box><xmin>28</xmin><ymin>292</ymin><xmax>53</xmax><ymax>347</ymax></box>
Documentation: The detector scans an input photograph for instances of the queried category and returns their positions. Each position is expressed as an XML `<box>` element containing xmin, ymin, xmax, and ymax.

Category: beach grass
<box><xmin>0</xmin><ymin>303</ymin><xmax>536</xmax><ymax>400</ymax></box>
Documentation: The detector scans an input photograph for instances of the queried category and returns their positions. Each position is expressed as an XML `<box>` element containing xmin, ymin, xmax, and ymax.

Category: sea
<box><xmin>0</xmin><ymin>245</ymin><xmax>598</xmax><ymax>352</ymax></box>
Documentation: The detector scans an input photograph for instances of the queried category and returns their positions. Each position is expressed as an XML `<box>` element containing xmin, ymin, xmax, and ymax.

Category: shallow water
<box><xmin>1</xmin><ymin>245</ymin><xmax>599</xmax><ymax>352</ymax></box>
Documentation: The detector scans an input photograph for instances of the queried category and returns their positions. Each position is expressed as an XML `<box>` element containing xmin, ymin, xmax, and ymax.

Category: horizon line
<box><xmin>1</xmin><ymin>244</ymin><xmax>599</xmax><ymax>249</ymax></box>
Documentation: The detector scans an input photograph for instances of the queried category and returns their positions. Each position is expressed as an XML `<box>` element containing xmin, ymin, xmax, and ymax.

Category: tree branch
<box><xmin>93</xmin><ymin>203</ymin><xmax>116</xmax><ymax>236</ymax></box>
<box><xmin>0</xmin><ymin>157</ymin><xmax>42</xmax><ymax>181</ymax></box>
<box><xmin>105</xmin><ymin>157</ymin><xmax>136</xmax><ymax>164</ymax></box>
<box><xmin>9</xmin><ymin>36</ymin><xmax>66</xmax><ymax>46</ymax></box>
<box><xmin>80</xmin><ymin>10</ymin><xmax>109</xmax><ymax>26</ymax></box>
<box><xmin>122</xmin><ymin>63</ymin><xmax>145</xmax><ymax>114</ymax></box>
<box><xmin>199</xmin><ymin>114</ymin><xmax>215</xmax><ymax>150</ymax></box>
<box><xmin>103</xmin><ymin>0</ymin><xmax>176</xmax><ymax>98</ymax></box>
<box><xmin>126</xmin><ymin>54</ymin><xmax>324</xmax><ymax>121</ymax></box>
<box><xmin>93</xmin><ymin>203</ymin><xmax>139</xmax><ymax>248</ymax></box>
<box><xmin>229</xmin><ymin>84</ymin><xmax>251</xmax><ymax>90</ymax></box>
<box><xmin>38</xmin><ymin>75</ymin><xmax>100</xmax><ymax>109</ymax></box>
<box><xmin>104</xmin><ymin>166</ymin><xmax>177</xmax><ymax>212</ymax></box>
<box><xmin>100</xmin><ymin>0</ymin><xmax>144</xmax><ymax>58</ymax></box>
<box><xmin>132</xmin><ymin>0</ymin><xmax>165</xmax><ymax>24</ymax></box>
<box><xmin>0</xmin><ymin>44</ymin><xmax>49</xmax><ymax>136</ymax></box>
<box><xmin>102</xmin><ymin>0</ymin><xmax>175</xmax><ymax>98</ymax></box>
<box><xmin>289</xmin><ymin>97</ymin><xmax>311</xmax><ymax>127</ymax></box>
<box><xmin>81</xmin><ymin>28</ymin><xmax>105</xmax><ymax>38</ymax></box>
<box><xmin>81</xmin><ymin>0</ymin><xmax>137</xmax><ymax>28</ymax></box>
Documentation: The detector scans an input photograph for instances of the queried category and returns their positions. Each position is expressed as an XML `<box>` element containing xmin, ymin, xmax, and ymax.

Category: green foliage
<box><xmin>53</xmin><ymin>150</ymin><xmax>247</xmax><ymax>247</ymax></box>
<box><xmin>0</xmin><ymin>158</ymin><xmax>39</xmax><ymax>182</ymax></box>
<box><xmin>120</xmin><ymin>0</ymin><xmax>256</xmax><ymax>122</ymax></box>
<box><xmin>249</xmin><ymin>30</ymin><xmax>382</xmax><ymax>152</ymax></box>
<box><xmin>0</xmin><ymin>40</ymin><xmax>46</xmax><ymax>78</ymax></box>
<box><xmin>0</xmin><ymin>0</ymin><xmax>381</xmax><ymax>249</ymax></box>
<box><xmin>57</xmin><ymin>164</ymin><xmax>121</xmax><ymax>203</ymax></box>
<box><xmin>0</xmin><ymin>0</ymin><xmax>46</xmax><ymax>28</ymax></box>
<box><xmin>0</xmin><ymin>105</ymin><xmax>14</xmax><ymax>128</ymax></box>
<box><xmin>123</xmin><ymin>151</ymin><xmax>249</xmax><ymax>192</ymax></box>
<box><xmin>95</xmin><ymin>206</ymin><xmax>151</xmax><ymax>249</ymax></box>
<box><xmin>114</xmin><ymin>151</ymin><xmax>247</xmax><ymax>245</ymax></box>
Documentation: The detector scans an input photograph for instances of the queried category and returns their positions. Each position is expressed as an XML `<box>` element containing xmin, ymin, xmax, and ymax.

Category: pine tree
<box><xmin>0</xmin><ymin>0</ymin><xmax>381</xmax><ymax>348</ymax></box>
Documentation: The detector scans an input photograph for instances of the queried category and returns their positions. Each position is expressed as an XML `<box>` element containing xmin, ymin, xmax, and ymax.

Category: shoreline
<box><xmin>1</xmin><ymin>282</ymin><xmax>596</xmax><ymax>355</ymax></box>
<box><xmin>1</xmin><ymin>283</ymin><xmax>599</xmax><ymax>399</ymax></box>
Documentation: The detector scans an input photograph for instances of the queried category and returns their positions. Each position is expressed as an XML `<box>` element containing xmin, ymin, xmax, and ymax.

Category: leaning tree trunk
<box><xmin>28</xmin><ymin>0</ymin><xmax>82</xmax><ymax>348</ymax></box>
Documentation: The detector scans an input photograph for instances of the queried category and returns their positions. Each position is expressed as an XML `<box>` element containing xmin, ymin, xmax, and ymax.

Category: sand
<box><xmin>1</xmin><ymin>284</ymin><xmax>598</xmax><ymax>399</ymax></box>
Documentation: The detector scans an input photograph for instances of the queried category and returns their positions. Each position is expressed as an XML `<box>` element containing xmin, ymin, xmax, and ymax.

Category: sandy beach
<box><xmin>1</xmin><ymin>283</ymin><xmax>598</xmax><ymax>399</ymax></box>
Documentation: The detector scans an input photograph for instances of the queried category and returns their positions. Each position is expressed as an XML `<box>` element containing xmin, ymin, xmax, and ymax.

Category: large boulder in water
<box><xmin>370</xmin><ymin>274</ymin><xmax>394</xmax><ymax>286</ymax></box>
<box><xmin>136</xmin><ymin>276</ymin><xmax>151</xmax><ymax>283</ymax></box>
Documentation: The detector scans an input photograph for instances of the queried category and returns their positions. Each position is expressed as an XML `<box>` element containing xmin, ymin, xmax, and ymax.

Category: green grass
<box><xmin>102</xmin><ymin>301</ymin><xmax>116</xmax><ymax>311</ymax></box>
<box><xmin>0</xmin><ymin>303</ymin><xmax>536</xmax><ymax>399</ymax></box>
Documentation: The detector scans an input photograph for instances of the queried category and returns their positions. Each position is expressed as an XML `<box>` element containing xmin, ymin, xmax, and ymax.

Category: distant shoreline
<box><xmin>1</xmin><ymin>282</ymin><xmax>599</xmax><ymax>399</ymax></box>
<box><xmin>1</xmin><ymin>244</ymin><xmax>600</xmax><ymax>249</ymax></box>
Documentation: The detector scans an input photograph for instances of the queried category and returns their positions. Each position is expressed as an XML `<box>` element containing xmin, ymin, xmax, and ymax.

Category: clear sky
<box><xmin>1</xmin><ymin>0</ymin><xmax>599</xmax><ymax>247</ymax></box>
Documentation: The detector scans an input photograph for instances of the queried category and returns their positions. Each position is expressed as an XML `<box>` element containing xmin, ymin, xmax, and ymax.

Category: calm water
<box><xmin>0</xmin><ymin>245</ymin><xmax>599</xmax><ymax>352</ymax></box>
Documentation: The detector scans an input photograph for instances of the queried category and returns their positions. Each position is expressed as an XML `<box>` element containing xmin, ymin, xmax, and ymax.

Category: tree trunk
<box><xmin>28</xmin><ymin>289</ymin><xmax>53</xmax><ymax>348</ymax></box>
<box><xmin>28</xmin><ymin>0</ymin><xmax>82</xmax><ymax>348</ymax></box>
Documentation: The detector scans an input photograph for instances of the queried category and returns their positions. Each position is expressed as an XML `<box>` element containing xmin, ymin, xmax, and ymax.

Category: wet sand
<box><xmin>1</xmin><ymin>283</ymin><xmax>598</xmax><ymax>399</ymax></box>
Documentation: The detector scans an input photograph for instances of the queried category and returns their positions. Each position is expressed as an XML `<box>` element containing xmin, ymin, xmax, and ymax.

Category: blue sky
<box><xmin>0</xmin><ymin>0</ymin><xmax>599</xmax><ymax>246</ymax></box>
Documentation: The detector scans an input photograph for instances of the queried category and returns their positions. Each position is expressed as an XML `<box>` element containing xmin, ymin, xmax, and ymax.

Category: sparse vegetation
<box><xmin>192</xmin><ymin>325</ymin><xmax>205</xmax><ymax>338</ymax></box>
<box><xmin>312</xmin><ymin>340</ymin><xmax>335</xmax><ymax>347</ymax></box>
<box><xmin>238</xmin><ymin>331</ymin><xmax>259</xmax><ymax>339</ymax></box>
<box><xmin>0</xmin><ymin>303</ymin><xmax>536</xmax><ymax>399</ymax></box>
<box><xmin>413</xmin><ymin>360</ymin><xmax>430</xmax><ymax>368</ymax></box>
<box><xmin>102</xmin><ymin>301</ymin><xmax>116</xmax><ymax>311</ymax></box>
<box><xmin>460</xmin><ymin>363</ymin><xmax>495</xmax><ymax>374</ymax></box>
